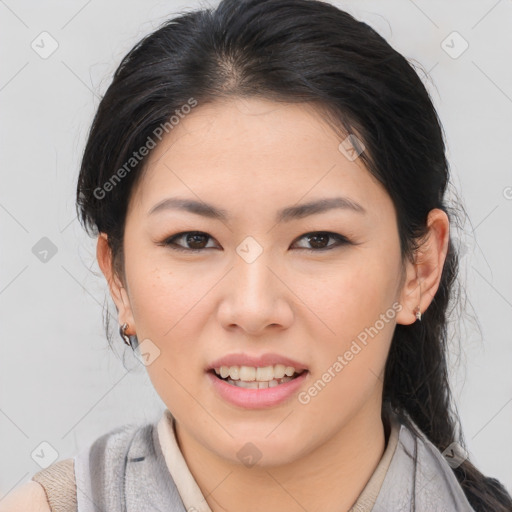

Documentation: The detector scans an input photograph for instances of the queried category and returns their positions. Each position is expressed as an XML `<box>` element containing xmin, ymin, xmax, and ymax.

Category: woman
<box><xmin>5</xmin><ymin>0</ymin><xmax>511</xmax><ymax>510</ymax></box>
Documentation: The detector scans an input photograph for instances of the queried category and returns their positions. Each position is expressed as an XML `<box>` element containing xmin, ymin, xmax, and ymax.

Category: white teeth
<box><xmin>284</xmin><ymin>366</ymin><xmax>295</xmax><ymax>377</ymax></box>
<box><xmin>214</xmin><ymin>364</ymin><xmax>301</xmax><ymax>382</ymax></box>
<box><xmin>239</xmin><ymin>366</ymin><xmax>256</xmax><ymax>381</ymax></box>
<box><xmin>226</xmin><ymin>376</ymin><xmax>294</xmax><ymax>388</ymax></box>
<box><xmin>242</xmin><ymin>380</ymin><xmax>258</xmax><ymax>389</ymax></box>
<box><xmin>255</xmin><ymin>366</ymin><xmax>274</xmax><ymax>381</ymax></box>
<box><xmin>273</xmin><ymin>364</ymin><xmax>286</xmax><ymax>379</ymax></box>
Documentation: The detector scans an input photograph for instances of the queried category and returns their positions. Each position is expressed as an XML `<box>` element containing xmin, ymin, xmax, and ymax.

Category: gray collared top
<box><xmin>73</xmin><ymin>410</ymin><xmax>475</xmax><ymax>512</ymax></box>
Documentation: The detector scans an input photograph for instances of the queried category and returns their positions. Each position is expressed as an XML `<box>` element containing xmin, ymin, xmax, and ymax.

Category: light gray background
<box><xmin>1</xmin><ymin>0</ymin><xmax>511</xmax><ymax>498</ymax></box>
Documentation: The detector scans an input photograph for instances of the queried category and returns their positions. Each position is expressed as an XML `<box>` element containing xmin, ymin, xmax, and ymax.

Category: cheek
<box><xmin>129</xmin><ymin>267</ymin><xmax>207</xmax><ymax>409</ymax></box>
<box><xmin>302</xmin><ymin>256</ymin><xmax>396</xmax><ymax>388</ymax></box>
<box><xmin>302</xmin><ymin>257</ymin><xmax>392</xmax><ymax>334</ymax></box>
<box><xmin>128</xmin><ymin>263</ymin><xmax>206</xmax><ymax>338</ymax></box>
<box><xmin>302</xmin><ymin>286</ymin><xmax>395</xmax><ymax>429</ymax></box>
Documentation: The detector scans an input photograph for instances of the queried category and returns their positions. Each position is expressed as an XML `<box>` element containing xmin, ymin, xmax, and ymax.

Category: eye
<box><xmin>159</xmin><ymin>231</ymin><xmax>219</xmax><ymax>252</ymax></box>
<box><xmin>292</xmin><ymin>231</ymin><xmax>351</xmax><ymax>251</ymax></box>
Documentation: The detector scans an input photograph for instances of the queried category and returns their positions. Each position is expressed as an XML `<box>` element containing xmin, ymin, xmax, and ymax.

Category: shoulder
<box><xmin>398</xmin><ymin>417</ymin><xmax>476</xmax><ymax>510</ymax></box>
<box><xmin>0</xmin><ymin>422</ymin><xmax>159</xmax><ymax>512</ymax></box>
<box><xmin>75</xmin><ymin>420</ymin><xmax>159</xmax><ymax>486</ymax></box>
<box><xmin>73</xmin><ymin>418</ymin><xmax>184</xmax><ymax>510</ymax></box>
<box><xmin>85</xmin><ymin>421</ymin><xmax>154</xmax><ymax>463</ymax></box>
<box><xmin>375</xmin><ymin>409</ymin><xmax>476</xmax><ymax>510</ymax></box>
<box><xmin>0</xmin><ymin>481</ymin><xmax>51</xmax><ymax>512</ymax></box>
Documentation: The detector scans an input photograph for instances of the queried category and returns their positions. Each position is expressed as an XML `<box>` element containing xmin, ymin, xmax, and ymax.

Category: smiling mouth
<box><xmin>209</xmin><ymin>366</ymin><xmax>307</xmax><ymax>389</ymax></box>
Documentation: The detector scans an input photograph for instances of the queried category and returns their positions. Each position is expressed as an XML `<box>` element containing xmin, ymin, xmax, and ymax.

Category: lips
<box><xmin>206</xmin><ymin>352</ymin><xmax>308</xmax><ymax>372</ymax></box>
<box><xmin>206</xmin><ymin>369</ymin><xmax>309</xmax><ymax>408</ymax></box>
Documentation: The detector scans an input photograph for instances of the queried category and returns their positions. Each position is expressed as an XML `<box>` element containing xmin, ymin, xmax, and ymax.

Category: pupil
<box><xmin>188</xmin><ymin>233</ymin><xmax>206</xmax><ymax>248</ymax></box>
<box><xmin>308</xmin><ymin>233</ymin><xmax>328</xmax><ymax>249</ymax></box>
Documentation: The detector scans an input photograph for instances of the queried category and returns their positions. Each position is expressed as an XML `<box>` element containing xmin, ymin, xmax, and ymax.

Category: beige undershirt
<box><xmin>156</xmin><ymin>408</ymin><xmax>400</xmax><ymax>512</ymax></box>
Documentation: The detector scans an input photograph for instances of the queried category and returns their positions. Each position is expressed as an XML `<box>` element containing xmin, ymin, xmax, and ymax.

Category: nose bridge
<box><xmin>216</xmin><ymin>233</ymin><xmax>292</xmax><ymax>333</ymax></box>
<box><xmin>213</xmin><ymin>227</ymin><xmax>300</xmax><ymax>334</ymax></box>
<box><xmin>233</xmin><ymin>235</ymin><xmax>276</xmax><ymax>304</ymax></box>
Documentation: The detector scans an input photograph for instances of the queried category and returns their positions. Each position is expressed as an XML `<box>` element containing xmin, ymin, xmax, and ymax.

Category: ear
<box><xmin>96</xmin><ymin>232</ymin><xmax>136</xmax><ymax>335</ymax></box>
<box><xmin>395</xmin><ymin>208</ymin><xmax>450</xmax><ymax>325</ymax></box>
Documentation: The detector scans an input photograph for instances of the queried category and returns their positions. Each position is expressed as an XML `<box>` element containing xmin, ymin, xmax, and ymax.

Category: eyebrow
<box><xmin>148</xmin><ymin>196</ymin><xmax>367</xmax><ymax>222</ymax></box>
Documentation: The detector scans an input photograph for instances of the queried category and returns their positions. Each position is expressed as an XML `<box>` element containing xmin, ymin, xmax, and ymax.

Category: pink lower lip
<box><xmin>206</xmin><ymin>370</ymin><xmax>309</xmax><ymax>409</ymax></box>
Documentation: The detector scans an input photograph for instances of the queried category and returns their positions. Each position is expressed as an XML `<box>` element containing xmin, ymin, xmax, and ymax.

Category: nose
<box><xmin>216</xmin><ymin>248</ymin><xmax>294</xmax><ymax>335</ymax></box>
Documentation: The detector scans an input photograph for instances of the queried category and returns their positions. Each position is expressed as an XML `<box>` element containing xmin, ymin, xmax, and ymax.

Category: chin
<box><xmin>209</xmin><ymin>429</ymin><xmax>310</xmax><ymax>469</ymax></box>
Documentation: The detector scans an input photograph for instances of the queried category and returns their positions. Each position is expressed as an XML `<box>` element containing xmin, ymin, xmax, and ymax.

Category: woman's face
<box><xmin>103</xmin><ymin>97</ymin><xmax>417</xmax><ymax>466</ymax></box>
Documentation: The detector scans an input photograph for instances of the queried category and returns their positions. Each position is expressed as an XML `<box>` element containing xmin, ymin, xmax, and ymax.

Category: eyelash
<box><xmin>158</xmin><ymin>231</ymin><xmax>352</xmax><ymax>253</ymax></box>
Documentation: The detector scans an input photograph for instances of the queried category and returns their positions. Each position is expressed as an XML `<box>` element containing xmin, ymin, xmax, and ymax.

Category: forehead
<box><xmin>128</xmin><ymin>97</ymin><xmax>392</xmax><ymax>223</ymax></box>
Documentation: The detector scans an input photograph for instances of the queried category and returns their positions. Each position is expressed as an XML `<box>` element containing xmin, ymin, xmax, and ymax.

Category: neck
<box><xmin>174</xmin><ymin>398</ymin><xmax>388</xmax><ymax>512</ymax></box>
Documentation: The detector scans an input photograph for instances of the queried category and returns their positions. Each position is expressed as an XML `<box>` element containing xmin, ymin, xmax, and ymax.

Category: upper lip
<box><xmin>207</xmin><ymin>353</ymin><xmax>308</xmax><ymax>372</ymax></box>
